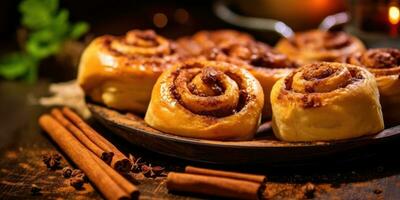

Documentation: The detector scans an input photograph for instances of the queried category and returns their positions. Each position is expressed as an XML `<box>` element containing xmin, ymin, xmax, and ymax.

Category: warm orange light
<box><xmin>153</xmin><ymin>13</ymin><xmax>168</xmax><ymax>28</ymax></box>
<box><xmin>389</xmin><ymin>5</ymin><xmax>400</xmax><ymax>25</ymax></box>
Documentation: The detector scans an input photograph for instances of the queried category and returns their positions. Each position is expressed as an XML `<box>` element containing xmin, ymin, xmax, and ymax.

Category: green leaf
<box><xmin>19</xmin><ymin>0</ymin><xmax>58</xmax><ymax>16</ymax></box>
<box><xmin>19</xmin><ymin>0</ymin><xmax>59</xmax><ymax>30</ymax></box>
<box><xmin>51</xmin><ymin>9</ymin><xmax>70</xmax><ymax>37</ymax></box>
<box><xmin>26</xmin><ymin>30</ymin><xmax>62</xmax><ymax>59</ymax></box>
<box><xmin>69</xmin><ymin>22</ymin><xmax>89</xmax><ymax>39</ymax></box>
<box><xmin>0</xmin><ymin>53</ymin><xmax>34</xmax><ymax>80</ymax></box>
<box><xmin>10</xmin><ymin>0</ymin><xmax>90</xmax><ymax>83</ymax></box>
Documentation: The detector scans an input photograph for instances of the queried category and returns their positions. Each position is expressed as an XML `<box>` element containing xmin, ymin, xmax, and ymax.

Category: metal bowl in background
<box><xmin>214</xmin><ymin>0</ymin><xmax>400</xmax><ymax>48</ymax></box>
<box><xmin>213</xmin><ymin>0</ymin><xmax>293</xmax><ymax>43</ymax></box>
<box><xmin>213</xmin><ymin>0</ymin><xmax>346</xmax><ymax>43</ymax></box>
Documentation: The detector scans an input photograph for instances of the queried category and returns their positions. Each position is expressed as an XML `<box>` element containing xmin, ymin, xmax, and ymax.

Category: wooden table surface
<box><xmin>1</xmin><ymin>80</ymin><xmax>400</xmax><ymax>200</ymax></box>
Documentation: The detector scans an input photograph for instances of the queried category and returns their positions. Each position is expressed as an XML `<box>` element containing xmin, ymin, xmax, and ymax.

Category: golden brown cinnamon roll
<box><xmin>271</xmin><ymin>62</ymin><xmax>384</xmax><ymax>142</ymax></box>
<box><xmin>275</xmin><ymin>30</ymin><xmax>365</xmax><ymax>64</ymax></box>
<box><xmin>342</xmin><ymin>48</ymin><xmax>400</xmax><ymax>126</ymax></box>
<box><xmin>78</xmin><ymin>30</ymin><xmax>179</xmax><ymax>113</ymax></box>
<box><xmin>203</xmin><ymin>41</ymin><xmax>299</xmax><ymax>119</ymax></box>
<box><xmin>178</xmin><ymin>30</ymin><xmax>298</xmax><ymax>118</ymax></box>
<box><xmin>176</xmin><ymin>30</ymin><xmax>255</xmax><ymax>57</ymax></box>
<box><xmin>145</xmin><ymin>59</ymin><xmax>264</xmax><ymax>140</ymax></box>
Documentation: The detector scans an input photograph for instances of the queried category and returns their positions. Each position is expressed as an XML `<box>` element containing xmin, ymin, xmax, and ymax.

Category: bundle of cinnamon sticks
<box><xmin>39</xmin><ymin>107</ymin><xmax>138</xmax><ymax>200</ymax></box>
<box><xmin>39</xmin><ymin>107</ymin><xmax>269</xmax><ymax>200</ymax></box>
<box><xmin>167</xmin><ymin>166</ymin><xmax>267</xmax><ymax>200</ymax></box>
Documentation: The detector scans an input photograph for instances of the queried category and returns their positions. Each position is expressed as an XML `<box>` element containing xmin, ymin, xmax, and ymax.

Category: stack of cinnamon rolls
<box><xmin>78</xmin><ymin>29</ymin><xmax>400</xmax><ymax>142</ymax></box>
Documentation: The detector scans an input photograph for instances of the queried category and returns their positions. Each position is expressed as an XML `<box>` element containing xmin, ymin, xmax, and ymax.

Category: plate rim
<box><xmin>87</xmin><ymin>103</ymin><xmax>400</xmax><ymax>149</ymax></box>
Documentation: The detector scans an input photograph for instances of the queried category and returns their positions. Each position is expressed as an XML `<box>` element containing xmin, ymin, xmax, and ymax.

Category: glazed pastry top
<box><xmin>277</xmin><ymin>62</ymin><xmax>369</xmax><ymax>108</ymax></box>
<box><xmin>204</xmin><ymin>42</ymin><xmax>298</xmax><ymax>69</ymax></box>
<box><xmin>343</xmin><ymin>48</ymin><xmax>400</xmax><ymax>77</ymax></box>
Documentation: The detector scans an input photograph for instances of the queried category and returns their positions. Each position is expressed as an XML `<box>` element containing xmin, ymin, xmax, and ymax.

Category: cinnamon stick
<box><xmin>90</xmin><ymin>150</ymin><xmax>139</xmax><ymax>199</ymax></box>
<box><xmin>62</xmin><ymin>107</ymin><xmax>132</xmax><ymax>172</ymax></box>
<box><xmin>39</xmin><ymin>115</ymin><xmax>133</xmax><ymax>200</ymax></box>
<box><xmin>51</xmin><ymin>108</ymin><xmax>114</xmax><ymax>164</ymax></box>
<box><xmin>185</xmin><ymin>166</ymin><xmax>266</xmax><ymax>183</ymax></box>
<box><xmin>167</xmin><ymin>172</ymin><xmax>261</xmax><ymax>200</ymax></box>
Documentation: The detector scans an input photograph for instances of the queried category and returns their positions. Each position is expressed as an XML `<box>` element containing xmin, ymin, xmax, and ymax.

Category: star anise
<box><xmin>69</xmin><ymin>169</ymin><xmax>87</xmax><ymax>189</ymax></box>
<box><xmin>131</xmin><ymin>157</ymin><xmax>146</xmax><ymax>173</ymax></box>
<box><xmin>62</xmin><ymin>167</ymin><xmax>73</xmax><ymax>178</ymax></box>
<box><xmin>42</xmin><ymin>153</ymin><xmax>62</xmax><ymax>170</ymax></box>
<box><xmin>71</xmin><ymin>169</ymin><xmax>87</xmax><ymax>181</ymax></box>
<box><xmin>70</xmin><ymin>176</ymin><xmax>85</xmax><ymax>189</ymax></box>
<box><xmin>141</xmin><ymin>164</ymin><xmax>165</xmax><ymax>178</ymax></box>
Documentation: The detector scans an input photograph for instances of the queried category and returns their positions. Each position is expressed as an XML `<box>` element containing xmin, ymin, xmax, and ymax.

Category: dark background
<box><xmin>0</xmin><ymin>0</ymin><xmax>228</xmax><ymax>50</ymax></box>
<box><xmin>0</xmin><ymin>0</ymin><xmax>347</xmax><ymax>82</ymax></box>
<box><xmin>0</xmin><ymin>0</ymin><xmax>346</xmax><ymax>52</ymax></box>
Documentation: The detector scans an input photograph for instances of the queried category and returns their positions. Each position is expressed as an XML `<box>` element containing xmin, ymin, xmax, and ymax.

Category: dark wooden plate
<box><xmin>88</xmin><ymin>103</ymin><xmax>400</xmax><ymax>164</ymax></box>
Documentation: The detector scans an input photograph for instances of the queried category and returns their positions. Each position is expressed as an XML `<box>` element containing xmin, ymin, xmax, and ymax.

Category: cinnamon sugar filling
<box><xmin>170</xmin><ymin>63</ymin><xmax>249</xmax><ymax>118</ymax></box>
<box><xmin>281</xmin><ymin>63</ymin><xmax>364</xmax><ymax>108</ymax></box>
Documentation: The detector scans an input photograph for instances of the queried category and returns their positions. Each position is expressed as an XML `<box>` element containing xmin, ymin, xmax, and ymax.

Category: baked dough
<box><xmin>201</xmin><ymin>41</ymin><xmax>298</xmax><ymax>119</ymax></box>
<box><xmin>271</xmin><ymin>62</ymin><xmax>384</xmax><ymax>142</ymax></box>
<box><xmin>178</xmin><ymin>30</ymin><xmax>298</xmax><ymax>119</ymax></box>
<box><xmin>78</xmin><ymin>30</ymin><xmax>179</xmax><ymax>113</ymax></box>
<box><xmin>342</xmin><ymin>48</ymin><xmax>400</xmax><ymax>126</ymax></box>
<box><xmin>275</xmin><ymin>30</ymin><xmax>365</xmax><ymax>64</ymax></box>
<box><xmin>145</xmin><ymin>59</ymin><xmax>264</xmax><ymax>140</ymax></box>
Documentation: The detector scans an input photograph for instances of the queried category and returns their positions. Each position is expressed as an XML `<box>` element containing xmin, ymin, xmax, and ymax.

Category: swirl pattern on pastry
<box><xmin>144</xmin><ymin>59</ymin><xmax>264</xmax><ymax>140</ymax></box>
<box><xmin>343</xmin><ymin>48</ymin><xmax>400</xmax><ymax>126</ymax></box>
<box><xmin>271</xmin><ymin>62</ymin><xmax>384</xmax><ymax>141</ymax></box>
<box><xmin>176</xmin><ymin>30</ymin><xmax>255</xmax><ymax>57</ymax></box>
<box><xmin>78</xmin><ymin>30</ymin><xmax>179</xmax><ymax>113</ymax></box>
<box><xmin>109</xmin><ymin>30</ymin><xmax>172</xmax><ymax>56</ymax></box>
<box><xmin>204</xmin><ymin>41</ymin><xmax>299</xmax><ymax>118</ymax></box>
<box><xmin>275</xmin><ymin>30</ymin><xmax>365</xmax><ymax>64</ymax></box>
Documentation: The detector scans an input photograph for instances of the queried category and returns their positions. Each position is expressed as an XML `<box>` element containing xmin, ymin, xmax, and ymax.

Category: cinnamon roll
<box><xmin>176</xmin><ymin>30</ymin><xmax>255</xmax><ymax>57</ymax></box>
<box><xmin>178</xmin><ymin>30</ymin><xmax>297</xmax><ymax>119</ymax></box>
<box><xmin>275</xmin><ymin>30</ymin><xmax>365</xmax><ymax>64</ymax></box>
<box><xmin>203</xmin><ymin>41</ymin><xmax>298</xmax><ymax>119</ymax></box>
<box><xmin>271</xmin><ymin>62</ymin><xmax>384</xmax><ymax>142</ymax></box>
<box><xmin>78</xmin><ymin>30</ymin><xmax>179</xmax><ymax>113</ymax></box>
<box><xmin>342</xmin><ymin>48</ymin><xmax>400</xmax><ymax>126</ymax></box>
<box><xmin>144</xmin><ymin>59</ymin><xmax>264</xmax><ymax>140</ymax></box>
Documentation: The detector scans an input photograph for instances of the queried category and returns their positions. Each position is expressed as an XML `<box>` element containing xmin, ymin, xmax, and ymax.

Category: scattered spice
<box><xmin>141</xmin><ymin>164</ymin><xmax>165</xmax><ymax>178</ymax></box>
<box><xmin>301</xmin><ymin>182</ymin><xmax>316</xmax><ymax>199</ymax></box>
<box><xmin>57</xmin><ymin>168</ymin><xmax>88</xmax><ymax>189</ymax></box>
<box><xmin>42</xmin><ymin>152</ymin><xmax>88</xmax><ymax>190</ymax></box>
<box><xmin>128</xmin><ymin>154</ymin><xmax>135</xmax><ymax>161</ymax></box>
<box><xmin>42</xmin><ymin>153</ymin><xmax>62</xmax><ymax>170</ymax></box>
<box><xmin>30</xmin><ymin>184</ymin><xmax>41</xmax><ymax>195</ymax></box>
<box><xmin>62</xmin><ymin>166</ymin><xmax>73</xmax><ymax>178</ymax></box>
<box><xmin>71</xmin><ymin>169</ymin><xmax>88</xmax><ymax>182</ymax></box>
<box><xmin>70</xmin><ymin>176</ymin><xmax>85</xmax><ymax>189</ymax></box>
<box><xmin>131</xmin><ymin>157</ymin><xmax>145</xmax><ymax>173</ymax></box>
<box><xmin>71</xmin><ymin>169</ymin><xmax>82</xmax><ymax>177</ymax></box>
<box><xmin>128</xmin><ymin>154</ymin><xmax>166</xmax><ymax>178</ymax></box>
